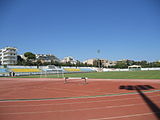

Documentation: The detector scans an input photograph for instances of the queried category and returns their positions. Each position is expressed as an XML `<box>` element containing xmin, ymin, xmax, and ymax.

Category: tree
<box><xmin>151</xmin><ymin>62</ymin><xmax>160</xmax><ymax>67</ymax></box>
<box><xmin>24</xmin><ymin>52</ymin><xmax>36</xmax><ymax>60</ymax></box>
<box><xmin>140</xmin><ymin>60</ymin><xmax>148</xmax><ymax>67</ymax></box>
<box><xmin>126</xmin><ymin>60</ymin><xmax>134</xmax><ymax>66</ymax></box>
<box><xmin>37</xmin><ymin>60</ymin><xmax>43</xmax><ymax>66</ymax></box>
<box><xmin>114</xmin><ymin>61</ymin><xmax>128</xmax><ymax>68</ymax></box>
<box><xmin>17</xmin><ymin>55</ymin><xmax>25</xmax><ymax>65</ymax></box>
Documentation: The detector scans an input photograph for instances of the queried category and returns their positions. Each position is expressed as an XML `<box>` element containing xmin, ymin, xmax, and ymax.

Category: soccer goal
<box><xmin>40</xmin><ymin>66</ymin><xmax>64</xmax><ymax>78</ymax></box>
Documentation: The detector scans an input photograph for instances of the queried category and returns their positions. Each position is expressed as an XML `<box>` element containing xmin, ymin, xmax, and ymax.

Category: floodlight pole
<box><xmin>97</xmin><ymin>49</ymin><xmax>101</xmax><ymax>71</ymax></box>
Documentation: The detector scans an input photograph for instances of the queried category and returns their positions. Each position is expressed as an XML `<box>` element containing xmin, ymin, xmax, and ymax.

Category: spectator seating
<box><xmin>0</xmin><ymin>68</ymin><xmax>9</xmax><ymax>76</ymax></box>
<box><xmin>10</xmin><ymin>68</ymin><xmax>42</xmax><ymax>73</ymax></box>
<box><xmin>79</xmin><ymin>67</ymin><xmax>95</xmax><ymax>72</ymax></box>
<box><xmin>0</xmin><ymin>68</ymin><xmax>7</xmax><ymax>73</ymax></box>
<box><xmin>63</xmin><ymin>68</ymin><xmax>81</xmax><ymax>72</ymax></box>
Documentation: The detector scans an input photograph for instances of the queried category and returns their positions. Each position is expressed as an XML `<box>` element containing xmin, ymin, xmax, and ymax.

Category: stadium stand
<box><xmin>9</xmin><ymin>68</ymin><xmax>42</xmax><ymax>76</ymax></box>
<box><xmin>0</xmin><ymin>68</ymin><xmax>7</xmax><ymax>73</ymax></box>
<box><xmin>0</xmin><ymin>68</ymin><xmax>9</xmax><ymax>76</ymax></box>
<box><xmin>10</xmin><ymin>68</ymin><xmax>41</xmax><ymax>73</ymax></box>
<box><xmin>7</xmin><ymin>66</ymin><xmax>37</xmax><ymax>69</ymax></box>
<box><xmin>63</xmin><ymin>68</ymin><xmax>81</xmax><ymax>72</ymax></box>
<box><xmin>0</xmin><ymin>65</ymin><xmax>96</xmax><ymax>76</ymax></box>
<box><xmin>63</xmin><ymin>67</ymin><xmax>96</xmax><ymax>73</ymax></box>
<box><xmin>79</xmin><ymin>67</ymin><xmax>95</xmax><ymax>72</ymax></box>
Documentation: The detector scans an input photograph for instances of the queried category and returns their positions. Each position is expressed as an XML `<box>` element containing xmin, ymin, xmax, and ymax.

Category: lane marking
<box><xmin>0</xmin><ymin>94</ymin><xmax>159</xmax><ymax>108</ymax></box>
<box><xmin>1</xmin><ymin>101</ymin><xmax>160</xmax><ymax>115</ymax></box>
<box><xmin>88</xmin><ymin>79</ymin><xmax>160</xmax><ymax>83</ymax></box>
<box><xmin>1</xmin><ymin>78</ymin><xmax>160</xmax><ymax>83</ymax></box>
<box><xmin>89</xmin><ymin>112</ymin><xmax>160</xmax><ymax>120</ymax></box>
<box><xmin>0</xmin><ymin>90</ymin><xmax>160</xmax><ymax>102</ymax></box>
<box><xmin>40</xmin><ymin>86</ymin><xmax>109</xmax><ymax>94</ymax></box>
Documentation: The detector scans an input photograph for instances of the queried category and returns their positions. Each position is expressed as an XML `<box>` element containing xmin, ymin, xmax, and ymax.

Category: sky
<box><xmin>0</xmin><ymin>0</ymin><xmax>160</xmax><ymax>62</ymax></box>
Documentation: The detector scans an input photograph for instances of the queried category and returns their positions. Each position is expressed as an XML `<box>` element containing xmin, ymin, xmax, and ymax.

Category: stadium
<box><xmin>1</xmin><ymin>0</ymin><xmax>160</xmax><ymax>120</ymax></box>
<box><xmin>0</xmin><ymin>63</ymin><xmax>160</xmax><ymax>120</ymax></box>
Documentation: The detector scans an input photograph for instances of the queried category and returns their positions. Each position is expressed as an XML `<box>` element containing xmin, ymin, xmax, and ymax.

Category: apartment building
<box><xmin>83</xmin><ymin>58</ymin><xmax>116</xmax><ymax>67</ymax></box>
<box><xmin>61</xmin><ymin>56</ymin><xmax>77</xmax><ymax>64</ymax></box>
<box><xmin>0</xmin><ymin>47</ymin><xmax>17</xmax><ymax>65</ymax></box>
<box><xmin>36</xmin><ymin>54</ymin><xmax>60</xmax><ymax>63</ymax></box>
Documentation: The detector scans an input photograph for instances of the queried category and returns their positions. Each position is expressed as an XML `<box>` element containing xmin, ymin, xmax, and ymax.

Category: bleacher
<box><xmin>79</xmin><ymin>67</ymin><xmax>95</xmax><ymax>72</ymax></box>
<box><xmin>63</xmin><ymin>68</ymin><xmax>81</xmax><ymax>72</ymax></box>
<box><xmin>0</xmin><ymin>65</ymin><xmax>96</xmax><ymax>76</ymax></box>
<box><xmin>0</xmin><ymin>68</ymin><xmax>7</xmax><ymax>73</ymax></box>
<box><xmin>0</xmin><ymin>68</ymin><xmax>9</xmax><ymax>76</ymax></box>
<box><xmin>63</xmin><ymin>67</ymin><xmax>96</xmax><ymax>73</ymax></box>
<box><xmin>10</xmin><ymin>68</ymin><xmax>41</xmax><ymax>73</ymax></box>
<box><xmin>9</xmin><ymin>68</ymin><xmax>42</xmax><ymax>76</ymax></box>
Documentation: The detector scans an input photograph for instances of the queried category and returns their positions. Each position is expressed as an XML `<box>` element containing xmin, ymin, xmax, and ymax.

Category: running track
<box><xmin>0</xmin><ymin>78</ymin><xmax>160</xmax><ymax>120</ymax></box>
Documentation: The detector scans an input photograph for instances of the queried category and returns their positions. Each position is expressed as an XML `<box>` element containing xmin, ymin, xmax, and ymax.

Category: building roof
<box><xmin>128</xmin><ymin>65</ymin><xmax>141</xmax><ymax>68</ymax></box>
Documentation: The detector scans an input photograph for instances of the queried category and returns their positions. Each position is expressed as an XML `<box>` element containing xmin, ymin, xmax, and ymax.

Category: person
<box><xmin>13</xmin><ymin>72</ymin><xmax>15</xmax><ymax>76</ymax></box>
<box><xmin>9</xmin><ymin>72</ymin><xmax>12</xmax><ymax>76</ymax></box>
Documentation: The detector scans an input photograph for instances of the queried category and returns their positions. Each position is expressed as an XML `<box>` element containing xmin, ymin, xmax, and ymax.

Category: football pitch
<box><xmin>14</xmin><ymin>70</ymin><xmax>160</xmax><ymax>79</ymax></box>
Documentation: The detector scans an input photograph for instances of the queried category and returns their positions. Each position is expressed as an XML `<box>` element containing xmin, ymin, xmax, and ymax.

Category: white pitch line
<box><xmin>1</xmin><ymin>101</ymin><xmax>160</xmax><ymax>115</ymax></box>
<box><xmin>89</xmin><ymin>112</ymin><xmax>160</xmax><ymax>120</ymax></box>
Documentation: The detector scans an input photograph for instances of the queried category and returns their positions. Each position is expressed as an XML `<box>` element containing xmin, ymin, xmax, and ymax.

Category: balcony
<box><xmin>4</xmin><ymin>51</ymin><xmax>16</xmax><ymax>54</ymax></box>
<box><xmin>2</xmin><ymin>61</ymin><xmax>17</xmax><ymax>65</ymax></box>
<box><xmin>3</xmin><ymin>50</ymin><xmax>17</xmax><ymax>54</ymax></box>
<box><xmin>3</xmin><ymin>54</ymin><xmax>16</xmax><ymax>57</ymax></box>
<box><xmin>2</xmin><ymin>57</ymin><xmax>17</xmax><ymax>61</ymax></box>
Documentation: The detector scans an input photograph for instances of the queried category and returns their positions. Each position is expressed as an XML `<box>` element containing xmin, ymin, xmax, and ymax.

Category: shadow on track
<box><xmin>119</xmin><ymin>85</ymin><xmax>160</xmax><ymax>120</ymax></box>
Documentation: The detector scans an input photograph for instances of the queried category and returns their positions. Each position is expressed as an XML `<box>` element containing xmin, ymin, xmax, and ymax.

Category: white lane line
<box><xmin>0</xmin><ymin>89</ymin><xmax>159</xmax><ymax>103</ymax></box>
<box><xmin>89</xmin><ymin>112</ymin><xmax>160</xmax><ymax>120</ymax></box>
<box><xmin>39</xmin><ymin>86</ymin><xmax>109</xmax><ymax>95</ymax></box>
<box><xmin>1</xmin><ymin>78</ymin><xmax>160</xmax><ymax>83</ymax></box>
<box><xmin>1</xmin><ymin>101</ymin><xmax>160</xmax><ymax>115</ymax></box>
<box><xmin>88</xmin><ymin>79</ymin><xmax>160</xmax><ymax>83</ymax></box>
<box><xmin>0</xmin><ymin>94</ymin><xmax>159</xmax><ymax>108</ymax></box>
<box><xmin>0</xmin><ymin>78</ymin><xmax>64</xmax><ymax>82</ymax></box>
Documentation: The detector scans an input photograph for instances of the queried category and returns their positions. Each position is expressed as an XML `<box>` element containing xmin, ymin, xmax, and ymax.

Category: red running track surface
<box><xmin>0</xmin><ymin>78</ymin><xmax>160</xmax><ymax>120</ymax></box>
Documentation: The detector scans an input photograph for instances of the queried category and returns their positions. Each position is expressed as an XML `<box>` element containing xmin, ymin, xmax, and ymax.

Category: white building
<box><xmin>83</xmin><ymin>58</ymin><xmax>116</xmax><ymax>67</ymax></box>
<box><xmin>61</xmin><ymin>56</ymin><xmax>77</xmax><ymax>64</ymax></box>
<box><xmin>0</xmin><ymin>47</ymin><xmax>17</xmax><ymax>65</ymax></box>
<box><xmin>20</xmin><ymin>54</ymin><xmax>27</xmax><ymax>60</ymax></box>
<box><xmin>83</xmin><ymin>59</ymin><xmax>96</xmax><ymax>65</ymax></box>
<box><xmin>36</xmin><ymin>54</ymin><xmax>60</xmax><ymax>63</ymax></box>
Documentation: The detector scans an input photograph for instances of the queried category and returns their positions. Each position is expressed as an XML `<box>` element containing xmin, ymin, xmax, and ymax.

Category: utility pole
<box><xmin>97</xmin><ymin>49</ymin><xmax>101</xmax><ymax>72</ymax></box>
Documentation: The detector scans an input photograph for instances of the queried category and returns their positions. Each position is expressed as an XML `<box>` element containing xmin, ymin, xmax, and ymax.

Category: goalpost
<box><xmin>56</xmin><ymin>67</ymin><xmax>64</xmax><ymax>78</ymax></box>
<box><xmin>40</xmin><ymin>66</ymin><xmax>64</xmax><ymax>78</ymax></box>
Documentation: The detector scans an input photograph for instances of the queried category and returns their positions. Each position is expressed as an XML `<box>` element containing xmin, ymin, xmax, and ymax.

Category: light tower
<box><xmin>97</xmin><ymin>49</ymin><xmax>101</xmax><ymax>72</ymax></box>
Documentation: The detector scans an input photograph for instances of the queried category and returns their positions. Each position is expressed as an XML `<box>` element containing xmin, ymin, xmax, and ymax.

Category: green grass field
<box><xmin>14</xmin><ymin>70</ymin><xmax>160</xmax><ymax>79</ymax></box>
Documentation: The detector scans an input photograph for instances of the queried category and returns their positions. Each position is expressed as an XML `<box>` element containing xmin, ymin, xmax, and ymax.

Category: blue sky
<box><xmin>0</xmin><ymin>0</ymin><xmax>160</xmax><ymax>62</ymax></box>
